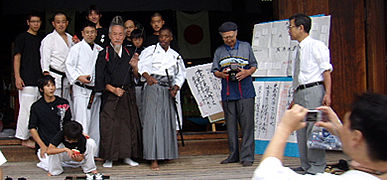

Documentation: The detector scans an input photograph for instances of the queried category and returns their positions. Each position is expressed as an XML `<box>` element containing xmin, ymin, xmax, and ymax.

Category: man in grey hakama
<box><xmin>138</xmin><ymin>27</ymin><xmax>186</xmax><ymax>170</ymax></box>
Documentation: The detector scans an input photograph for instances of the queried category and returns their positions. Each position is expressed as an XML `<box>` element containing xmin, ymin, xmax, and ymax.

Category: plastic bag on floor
<box><xmin>307</xmin><ymin>125</ymin><xmax>342</xmax><ymax>150</ymax></box>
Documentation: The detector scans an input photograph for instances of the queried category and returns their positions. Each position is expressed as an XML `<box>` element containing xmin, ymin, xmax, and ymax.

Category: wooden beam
<box><xmin>365</xmin><ymin>0</ymin><xmax>386</xmax><ymax>93</ymax></box>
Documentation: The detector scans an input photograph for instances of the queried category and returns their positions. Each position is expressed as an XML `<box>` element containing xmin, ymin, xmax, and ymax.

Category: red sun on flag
<box><xmin>184</xmin><ymin>24</ymin><xmax>204</xmax><ymax>45</ymax></box>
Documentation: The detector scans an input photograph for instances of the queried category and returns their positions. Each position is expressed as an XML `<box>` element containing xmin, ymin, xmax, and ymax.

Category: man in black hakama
<box><xmin>95</xmin><ymin>16</ymin><xmax>142</xmax><ymax>168</ymax></box>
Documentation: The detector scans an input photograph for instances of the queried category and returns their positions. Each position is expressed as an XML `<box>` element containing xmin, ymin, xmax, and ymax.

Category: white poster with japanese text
<box><xmin>186</xmin><ymin>63</ymin><xmax>223</xmax><ymax>117</ymax></box>
<box><xmin>253</xmin><ymin>81</ymin><xmax>296</xmax><ymax>143</ymax></box>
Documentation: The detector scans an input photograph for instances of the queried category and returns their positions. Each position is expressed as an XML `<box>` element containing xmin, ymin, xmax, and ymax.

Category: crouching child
<box><xmin>46</xmin><ymin>121</ymin><xmax>98</xmax><ymax>176</ymax></box>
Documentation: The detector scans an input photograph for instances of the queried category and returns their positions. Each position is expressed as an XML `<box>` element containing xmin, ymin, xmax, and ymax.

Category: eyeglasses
<box><xmin>222</xmin><ymin>33</ymin><xmax>236</xmax><ymax>40</ymax></box>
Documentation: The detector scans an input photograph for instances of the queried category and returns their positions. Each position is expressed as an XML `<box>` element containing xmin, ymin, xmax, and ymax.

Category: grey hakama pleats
<box><xmin>141</xmin><ymin>83</ymin><xmax>178</xmax><ymax>160</ymax></box>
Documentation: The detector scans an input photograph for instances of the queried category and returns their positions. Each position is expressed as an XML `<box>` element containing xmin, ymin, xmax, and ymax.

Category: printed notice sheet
<box><xmin>252</xmin><ymin>15</ymin><xmax>331</xmax><ymax>77</ymax></box>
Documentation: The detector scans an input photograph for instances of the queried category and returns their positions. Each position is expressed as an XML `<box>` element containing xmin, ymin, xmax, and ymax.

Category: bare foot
<box><xmin>150</xmin><ymin>160</ymin><xmax>160</xmax><ymax>171</ymax></box>
<box><xmin>90</xmin><ymin>170</ymin><xmax>98</xmax><ymax>174</ymax></box>
<box><xmin>21</xmin><ymin>139</ymin><xmax>35</xmax><ymax>149</ymax></box>
<box><xmin>94</xmin><ymin>157</ymin><xmax>104</xmax><ymax>161</ymax></box>
<box><xmin>47</xmin><ymin>172</ymin><xmax>52</xmax><ymax>176</ymax></box>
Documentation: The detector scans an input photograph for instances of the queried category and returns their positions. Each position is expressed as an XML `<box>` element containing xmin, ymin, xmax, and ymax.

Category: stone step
<box><xmin>0</xmin><ymin>132</ymin><xmax>229</xmax><ymax>162</ymax></box>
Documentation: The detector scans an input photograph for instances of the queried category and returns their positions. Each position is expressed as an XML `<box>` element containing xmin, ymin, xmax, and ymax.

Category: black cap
<box><xmin>218</xmin><ymin>21</ymin><xmax>238</xmax><ymax>32</ymax></box>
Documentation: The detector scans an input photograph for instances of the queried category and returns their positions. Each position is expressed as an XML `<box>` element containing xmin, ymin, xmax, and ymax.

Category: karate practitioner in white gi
<box><xmin>40</xmin><ymin>11</ymin><xmax>74</xmax><ymax>102</ymax></box>
<box><xmin>65</xmin><ymin>21</ymin><xmax>102</xmax><ymax>157</ymax></box>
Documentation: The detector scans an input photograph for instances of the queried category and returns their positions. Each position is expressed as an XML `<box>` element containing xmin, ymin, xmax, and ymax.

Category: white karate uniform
<box><xmin>15</xmin><ymin>87</ymin><xmax>40</xmax><ymax>140</ymax></box>
<box><xmin>40</xmin><ymin>30</ymin><xmax>73</xmax><ymax>100</ymax></box>
<box><xmin>48</xmin><ymin>139</ymin><xmax>97</xmax><ymax>176</ymax></box>
<box><xmin>65</xmin><ymin>40</ymin><xmax>102</xmax><ymax>157</ymax></box>
<box><xmin>36</xmin><ymin>148</ymin><xmax>49</xmax><ymax>171</ymax></box>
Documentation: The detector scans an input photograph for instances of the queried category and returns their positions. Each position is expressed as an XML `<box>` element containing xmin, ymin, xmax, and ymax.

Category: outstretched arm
<box><xmin>262</xmin><ymin>104</ymin><xmax>307</xmax><ymax>161</ymax></box>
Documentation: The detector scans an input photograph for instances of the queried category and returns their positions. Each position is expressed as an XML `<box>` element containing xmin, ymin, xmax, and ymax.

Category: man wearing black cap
<box><xmin>211</xmin><ymin>21</ymin><xmax>257</xmax><ymax>167</ymax></box>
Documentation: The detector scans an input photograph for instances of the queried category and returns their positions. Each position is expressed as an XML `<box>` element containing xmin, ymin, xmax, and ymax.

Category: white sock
<box><xmin>124</xmin><ymin>158</ymin><xmax>139</xmax><ymax>166</ymax></box>
<box><xmin>103</xmin><ymin>160</ymin><xmax>113</xmax><ymax>168</ymax></box>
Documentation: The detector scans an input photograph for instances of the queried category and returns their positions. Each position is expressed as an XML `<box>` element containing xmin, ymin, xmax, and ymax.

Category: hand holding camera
<box><xmin>214</xmin><ymin>69</ymin><xmax>229</xmax><ymax>79</ymax></box>
<box><xmin>227</xmin><ymin>64</ymin><xmax>241</xmax><ymax>81</ymax></box>
<box><xmin>278</xmin><ymin>104</ymin><xmax>308</xmax><ymax>133</ymax></box>
<box><xmin>228</xmin><ymin>64</ymin><xmax>252</xmax><ymax>81</ymax></box>
<box><xmin>315</xmin><ymin>106</ymin><xmax>343</xmax><ymax>136</ymax></box>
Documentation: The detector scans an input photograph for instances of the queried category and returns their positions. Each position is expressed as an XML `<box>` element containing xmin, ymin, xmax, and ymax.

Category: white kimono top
<box><xmin>40</xmin><ymin>30</ymin><xmax>73</xmax><ymax>73</ymax></box>
<box><xmin>138</xmin><ymin>43</ymin><xmax>186</xmax><ymax>88</ymax></box>
<box><xmin>65</xmin><ymin>39</ymin><xmax>103</xmax><ymax>86</ymax></box>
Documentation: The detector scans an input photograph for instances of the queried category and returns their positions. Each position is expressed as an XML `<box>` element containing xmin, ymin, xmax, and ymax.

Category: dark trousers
<box><xmin>223</xmin><ymin>98</ymin><xmax>255</xmax><ymax>163</ymax></box>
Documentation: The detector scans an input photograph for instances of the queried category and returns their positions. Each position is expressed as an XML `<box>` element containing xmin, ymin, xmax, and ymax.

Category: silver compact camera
<box><xmin>305</xmin><ymin>109</ymin><xmax>323</xmax><ymax>122</ymax></box>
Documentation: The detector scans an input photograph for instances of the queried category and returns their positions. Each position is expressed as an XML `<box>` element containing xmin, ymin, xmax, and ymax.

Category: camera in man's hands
<box><xmin>305</xmin><ymin>110</ymin><xmax>323</xmax><ymax>122</ymax></box>
<box><xmin>228</xmin><ymin>64</ymin><xmax>241</xmax><ymax>81</ymax></box>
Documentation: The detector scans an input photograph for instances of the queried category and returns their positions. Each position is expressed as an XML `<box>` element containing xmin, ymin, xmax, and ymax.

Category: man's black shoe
<box><xmin>220</xmin><ymin>159</ymin><xmax>239</xmax><ymax>164</ymax></box>
<box><xmin>291</xmin><ymin>167</ymin><xmax>305</xmax><ymax>172</ymax></box>
<box><xmin>242</xmin><ymin>161</ymin><xmax>253</xmax><ymax>167</ymax></box>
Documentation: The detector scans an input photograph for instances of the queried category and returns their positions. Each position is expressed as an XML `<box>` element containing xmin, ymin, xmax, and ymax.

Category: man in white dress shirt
<box><xmin>65</xmin><ymin>21</ymin><xmax>102</xmax><ymax>157</ymax></box>
<box><xmin>288</xmin><ymin>13</ymin><xmax>333</xmax><ymax>174</ymax></box>
<box><xmin>40</xmin><ymin>11</ymin><xmax>74</xmax><ymax>101</ymax></box>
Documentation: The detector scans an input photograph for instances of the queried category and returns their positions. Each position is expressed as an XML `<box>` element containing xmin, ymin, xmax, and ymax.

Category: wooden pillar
<box><xmin>328</xmin><ymin>0</ymin><xmax>367</xmax><ymax>115</ymax></box>
<box><xmin>365</xmin><ymin>0</ymin><xmax>386</xmax><ymax>94</ymax></box>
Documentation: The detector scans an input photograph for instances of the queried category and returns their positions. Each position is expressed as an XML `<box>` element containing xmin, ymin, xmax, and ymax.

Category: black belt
<box><xmin>49</xmin><ymin>66</ymin><xmax>66</xmax><ymax>97</ymax></box>
<box><xmin>75</xmin><ymin>82</ymin><xmax>94</xmax><ymax>90</ymax></box>
<box><xmin>49</xmin><ymin>66</ymin><xmax>66</xmax><ymax>76</ymax></box>
<box><xmin>296</xmin><ymin>81</ymin><xmax>323</xmax><ymax>91</ymax></box>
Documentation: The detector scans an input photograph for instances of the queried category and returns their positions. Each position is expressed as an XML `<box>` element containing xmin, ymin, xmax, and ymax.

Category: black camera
<box><xmin>228</xmin><ymin>64</ymin><xmax>240</xmax><ymax>81</ymax></box>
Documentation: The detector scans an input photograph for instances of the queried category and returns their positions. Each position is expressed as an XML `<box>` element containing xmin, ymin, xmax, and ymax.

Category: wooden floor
<box><xmin>2</xmin><ymin>151</ymin><xmax>348</xmax><ymax>180</ymax></box>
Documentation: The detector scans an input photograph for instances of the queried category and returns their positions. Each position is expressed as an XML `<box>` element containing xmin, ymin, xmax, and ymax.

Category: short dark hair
<box><xmin>51</xmin><ymin>11</ymin><xmax>69</xmax><ymax>22</ymax></box>
<box><xmin>159</xmin><ymin>26</ymin><xmax>173</xmax><ymax>36</ymax></box>
<box><xmin>151</xmin><ymin>12</ymin><xmax>163</xmax><ymax>20</ymax></box>
<box><xmin>63</xmin><ymin>121</ymin><xmax>83</xmax><ymax>140</ymax></box>
<box><xmin>27</xmin><ymin>11</ymin><xmax>41</xmax><ymax>21</ymax></box>
<box><xmin>289</xmin><ymin>13</ymin><xmax>311</xmax><ymax>33</ymax></box>
<box><xmin>88</xmin><ymin>5</ymin><xmax>101</xmax><ymax>15</ymax></box>
<box><xmin>350</xmin><ymin>93</ymin><xmax>387</xmax><ymax>161</ymax></box>
<box><xmin>37</xmin><ymin>75</ymin><xmax>55</xmax><ymax>95</ymax></box>
<box><xmin>131</xmin><ymin>29</ymin><xmax>144</xmax><ymax>39</ymax></box>
<box><xmin>81</xmin><ymin>20</ymin><xmax>96</xmax><ymax>31</ymax></box>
